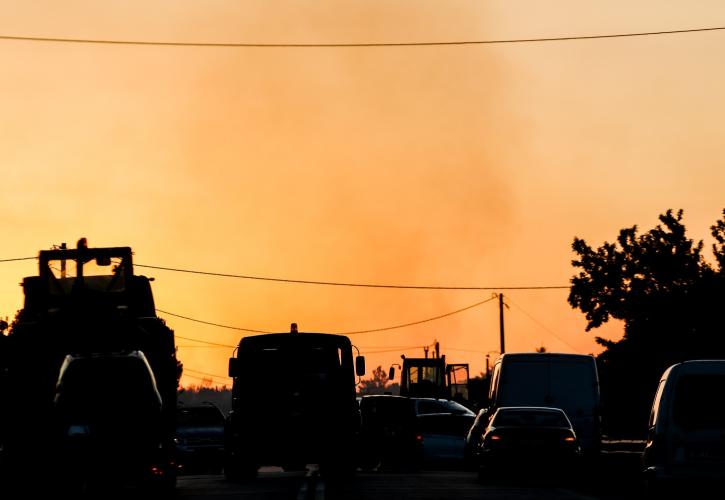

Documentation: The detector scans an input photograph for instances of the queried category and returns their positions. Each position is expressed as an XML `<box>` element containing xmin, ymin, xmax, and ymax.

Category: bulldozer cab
<box><xmin>22</xmin><ymin>243</ymin><xmax>155</xmax><ymax>318</ymax></box>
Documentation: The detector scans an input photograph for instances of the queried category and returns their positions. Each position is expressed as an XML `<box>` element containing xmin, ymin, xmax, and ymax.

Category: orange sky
<box><xmin>1</xmin><ymin>1</ymin><xmax>724</xmax><ymax>387</ymax></box>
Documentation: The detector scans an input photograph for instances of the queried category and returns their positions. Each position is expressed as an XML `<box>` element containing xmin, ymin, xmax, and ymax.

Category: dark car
<box><xmin>53</xmin><ymin>351</ymin><xmax>174</xmax><ymax>491</ymax></box>
<box><xmin>464</xmin><ymin>408</ymin><xmax>490</xmax><ymax>465</ymax></box>
<box><xmin>176</xmin><ymin>404</ymin><xmax>225</xmax><ymax>474</ymax></box>
<box><xmin>412</xmin><ymin>397</ymin><xmax>475</xmax><ymax>417</ymax></box>
<box><xmin>416</xmin><ymin>413</ymin><xmax>475</xmax><ymax>468</ymax></box>
<box><xmin>643</xmin><ymin>360</ymin><xmax>725</xmax><ymax>497</ymax></box>
<box><xmin>476</xmin><ymin>406</ymin><xmax>581</xmax><ymax>481</ymax></box>
<box><xmin>357</xmin><ymin>395</ymin><xmax>419</xmax><ymax>471</ymax></box>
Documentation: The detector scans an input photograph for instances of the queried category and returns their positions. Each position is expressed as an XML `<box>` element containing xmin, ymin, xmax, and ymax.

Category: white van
<box><xmin>643</xmin><ymin>360</ymin><xmax>725</xmax><ymax>488</ymax></box>
<box><xmin>487</xmin><ymin>353</ymin><xmax>601</xmax><ymax>454</ymax></box>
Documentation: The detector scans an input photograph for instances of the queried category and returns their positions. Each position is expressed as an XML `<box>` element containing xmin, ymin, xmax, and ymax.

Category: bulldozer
<box><xmin>0</xmin><ymin>239</ymin><xmax>179</xmax><ymax>493</ymax></box>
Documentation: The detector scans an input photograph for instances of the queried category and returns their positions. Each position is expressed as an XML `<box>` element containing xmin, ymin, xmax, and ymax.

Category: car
<box><xmin>416</xmin><ymin>413</ymin><xmax>475</xmax><ymax>467</ymax></box>
<box><xmin>176</xmin><ymin>404</ymin><xmax>226</xmax><ymax>474</ymax></box>
<box><xmin>357</xmin><ymin>395</ymin><xmax>419</xmax><ymax>471</ymax></box>
<box><xmin>475</xmin><ymin>406</ymin><xmax>581</xmax><ymax>481</ymax></box>
<box><xmin>643</xmin><ymin>360</ymin><xmax>725</xmax><ymax>496</ymax></box>
<box><xmin>486</xmin><ymin>353</ymin><xmax>601</xmax><ymax>455</ymax></box>
<box><xmin>412</xmin><ymin>397</ymin><xmax>475</xmax><ymax>417</ymax></box>
<box><xmin>53</xmin><ymin>351</ymin><xmax>174</xmax><ymax>491</ymax></box>
<box><xmin>464</xmin><ymin>408</ymin><xmax>489</xmax><ymax>465</ymax></box>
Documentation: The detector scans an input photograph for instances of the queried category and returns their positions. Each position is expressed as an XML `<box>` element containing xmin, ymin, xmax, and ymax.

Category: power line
<box><xmin>158</xmin><ymin>309</ymin><xmax>271</xmax><ymax>334</ymax></box>
<box><xmin>139</xmin><ymin>263</ymin><xmax>569</xmax><ymax>290</ymax></box>
<box><xmin>444</xmin><ymin>346</ymin><xmax>490</xmax><ymax>354</ymax></box>
<box><xmin>161</xmin><ymin>294</ymin><xmax>497</xmax><ymax>343</ymax></box>
<box><xmin>1</xmin><ymin>26</ymin><xmax>724</xmax><ymax>48</ymax></box>
<box><xmin>174</xmin><ymin>334</ymin><xmax>236</xmax><ymax>348</ymax></box>
<box><xmin>177</xmin><ymin>344</ymin><xmax>229</xmax><ymax>349</ymax></box>
<box><xmin>0</xmin><ymin>256</ymin><xmax>36</xmax><ymax>263</ymax></box>
<box><xmin>338</xmin><ymin>294</ymin><xmax>498</xmax><ymax>335</ymax></box>
<box><xmin>504</xmin><ymin>295</ymin><xmax>579</xmax><ymax>352</ymax></box>
<box><xmin>362</xmin><ymin>346</ymin><xmax>424</xmax><ymax>354</ymax></box>
<box><xmin>0</xmin><ymin>256</ymin><xmax>569</xmax><ymax>290</ymax></box>
<box><xmin>182</xmin><ymin>372</ymin><xmax>229</xmax><ymax>385</ymax></box>
<box><xmin>184</xmin><ymin>367</ymin><xmax>230</xmax><ymax>379</ymax></box>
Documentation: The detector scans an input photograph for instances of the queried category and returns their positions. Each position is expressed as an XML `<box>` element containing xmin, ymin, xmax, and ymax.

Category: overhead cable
<box><xmin>0</xmin><ymin>257</ymin><xmax>569</xmax><ymax>290</ymax></box>
<box><xmin>0</xmin><ymin>256</ymin><xmax>37</xmax><ymax>263</ymax></box>
<box><xmin>338</xmin><ymin>294</ymin><xmax>498</xmax><ymax>335</ymax></box>
<box><xmin>504</xmin><ymin>295</ymin><xmax>580</xmax><ymax>352</ymax></box>
<box><xmin>160</xmin><ymin>294</ymin><xmax>497</xmax><ymax>342</ymax></box>
<box><xmin>139</xmin><ymin>263</ymin><xmax>569</xmax><ymax>290</ymax></box>
<box><xmin>158</xmin><ymin>309</ymin><xmax>271</xmax><ymax>334</ymax></box>
<box><xmin>1</xmin><ymin>25</ymin><xmax>724</xmax><ymax>48</ymax></box>
<box><xmin>174</xmin><ymin>334</ymin><xmax>236</xmax><ymax>348</ymax></box>
<box><xmin>184</xmin><ymin>367</ymin><xmax>230</xmax><ymax>379</ymax></box>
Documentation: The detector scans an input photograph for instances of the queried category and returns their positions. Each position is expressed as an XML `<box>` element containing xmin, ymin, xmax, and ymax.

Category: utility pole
<box><xmin>59</xmin><ymin>242</ymin><xmax>67</xmax><ymax>278</ymax></box>
<box><xmin>499</xmin><ymin>293</ymin><xmax>505</xmax><ymax>354</ymax></box>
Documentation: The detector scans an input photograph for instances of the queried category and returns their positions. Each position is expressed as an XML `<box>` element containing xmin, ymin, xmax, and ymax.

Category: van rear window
<box><xmin>673</xmin><ymin>374</ymin><xmax>725</xmax><ymax>431</ymax></box>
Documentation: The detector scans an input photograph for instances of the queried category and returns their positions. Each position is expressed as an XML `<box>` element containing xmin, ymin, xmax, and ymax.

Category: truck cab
<box><xmin>225</xmin><ymin>329</ymin><xmax>365</xmax><ymax>478</ymax></box>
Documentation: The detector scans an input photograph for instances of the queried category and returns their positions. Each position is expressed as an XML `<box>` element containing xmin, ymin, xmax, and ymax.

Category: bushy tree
<box><xmin>358</xmin><ymin>365</ymin><xmax>390</xmax><ymax>395</ymax></box>
<box><xmin>569</xmin><ymin>209</ymin><xmax>725</xmax><ymax>436</ymax></box>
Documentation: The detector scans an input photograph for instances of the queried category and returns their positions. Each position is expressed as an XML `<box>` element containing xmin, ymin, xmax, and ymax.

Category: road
<box><xmin>177</xmin><ymin>454</ymin><xmax>643</xmax><ymax>500</ymax></box>
<box><xmin>0</xmin><ymin>452</ymin><xmax>643</xmax><ymax>499</ymax></box>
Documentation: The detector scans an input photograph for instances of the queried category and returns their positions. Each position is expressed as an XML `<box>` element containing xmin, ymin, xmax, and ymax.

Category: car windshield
<box><xmin>416</xmin><ymin>399</ymin><xmax>474</xmax><ymax>416</ymax></box>
<box><xmin>493</xmin><ymin>409</ymin><xmax>569</xmax><ymax>428</ymax></box>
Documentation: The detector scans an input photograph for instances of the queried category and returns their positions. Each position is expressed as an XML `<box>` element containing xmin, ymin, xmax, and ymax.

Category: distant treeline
<box><xmin>178</xmin><ymin>386</ymin><xmax>231</xmax><ymax>416</ymax></box>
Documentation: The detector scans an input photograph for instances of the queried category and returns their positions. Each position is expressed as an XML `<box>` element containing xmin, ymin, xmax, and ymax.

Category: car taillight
<box><xmin>416</xmin><ymin>434</ymin><xmax>424</xmax><ymax>443</ymax></box>
<box><xmin>562</xmin><ymin>435</ymin><xmax>576</xmax><ymax>442</ymax></box>
<box><xmin>490</xmin><ymin>434</ymin><xmax>502</xmax><ymax>441</ymax></box>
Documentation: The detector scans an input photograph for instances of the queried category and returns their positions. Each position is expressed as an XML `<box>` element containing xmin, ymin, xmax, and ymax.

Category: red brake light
<box><xmin>416</xmin><ymin>433</ymin><xmax>424</xmax><ymax>443</ymax></box>
<box><xmin>490</xmin><ymin>434</ymin><xmax>502</xmax><ymax>441</ymax></box>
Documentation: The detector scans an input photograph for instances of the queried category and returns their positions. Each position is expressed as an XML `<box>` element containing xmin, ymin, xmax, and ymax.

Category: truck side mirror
<box><xmin>228</xmin><ymin>357</ymin><xmax>239</xmax><ymax>378</ymax></box>
<box><xmin>388</xmin><ymin>366</ymin><xmax>395</xmax><ymax>380</ymax></box>
<box><xmin>356</xmin><ymin>355</ymin><xmax>366</xmax><ymax>377</ymax></box>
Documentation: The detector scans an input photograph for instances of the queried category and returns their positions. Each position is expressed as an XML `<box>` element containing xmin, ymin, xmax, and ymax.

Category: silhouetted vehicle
<box><xmin>225</xmin><ymin>327</ymin><xmax>365</xmax><ymax>478</ymax></box>
<box><xmin>176</xmin><ymin>403</ymin><xmax>225</xmax><ymax>474</ymax></box>
<box><xmin>357</xmin><ymin>395</ymin><xmax>419</xmax><ymax>471</ymax></box>
<box><xmin>395</xmin><ymin>356</ymin><xmax>471</xmax><ymax>405</ymax></box>
<box><xmin>54</xmin><ymin>351</ymin><xmax>173</xmax><ymax>490</ymax></box>
<box><xmin>412</xmin><ymin>397</ymin><xmax>475</xmax><ymax>417</ymax></box>
<box><xmin>475</xmin><ymin>407</ymin><xmax>581</xmax><ymax>481</ymax></box>
<box><xmin>486</xmin><ymin>353</ymin><xmax>601</xmax><ymax>455</ymax></box>
<box><xmin>0</xmin><ymin>241</ymin><xmax>178</xmax><ymax>492</ymax></box>
<box><xmin>465</xmin><ymin>408</ymin><xmax>489</xmax><ymax>466</ymax></box>
<box><xmin>398</xmin><ymin>356</ymin><xmax>447</xmax><ymax>399</ymax></box>
<box><xmin>643</xmin><ymin>360</ymin><xmax>725</xmax><ymax>495</ymax></box>
<box><xmin>416</xmin><ymin>413</ymin><xmax>475</xmax><ymax>467</ymax></box>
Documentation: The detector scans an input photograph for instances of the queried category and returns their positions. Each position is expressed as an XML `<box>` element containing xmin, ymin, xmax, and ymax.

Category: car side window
<box><xmin>418</xmin><ymin>400</ymin><xmax>447</xmax><ymax>415</ymax></box>
<box><xmin>649</xmin><ymin>379</ymin><xmax>666</xmax><ymax>429</ymax></box>
<box><xmin>488</xmin><ymin>363</ymin><xmax>501</xmax><ymax>403</ymax></box>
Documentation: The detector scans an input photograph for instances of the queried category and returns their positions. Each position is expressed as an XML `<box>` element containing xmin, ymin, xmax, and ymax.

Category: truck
<box><xmin>0</xmin><ymin>240</ymin><xmax>179</xmax><ymax>492</ymax></box>
<box><xmin>225</xmin><ymin>326</ymin><xmax>365</xmax><ymax>478</ymax></box>
<box><xmin>395</xmin><ymin>355</ymin><xmax>471</xmax><ymax>405</ymax></box>
<box><xmin>486</xmin><ymin>353</ymin><xmax>602</xmax><ymax>455</ymax></box>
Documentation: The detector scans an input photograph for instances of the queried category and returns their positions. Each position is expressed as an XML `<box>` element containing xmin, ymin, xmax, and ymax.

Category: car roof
<box><xmin>496</xmin><ymin>406</ymin><xmax>567</xmax><ymax>413</ymax></box>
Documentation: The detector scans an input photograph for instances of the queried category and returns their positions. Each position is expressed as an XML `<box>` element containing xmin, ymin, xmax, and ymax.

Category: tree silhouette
<box><xmin>358</xmin><ymin>365</ymin><xmax>390</xmax><ymax>395</ymax></box>
<box><xmin>569</xmin><ymin>209</ymin><xmax>725</xmax><ymax>436</ymax></box>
